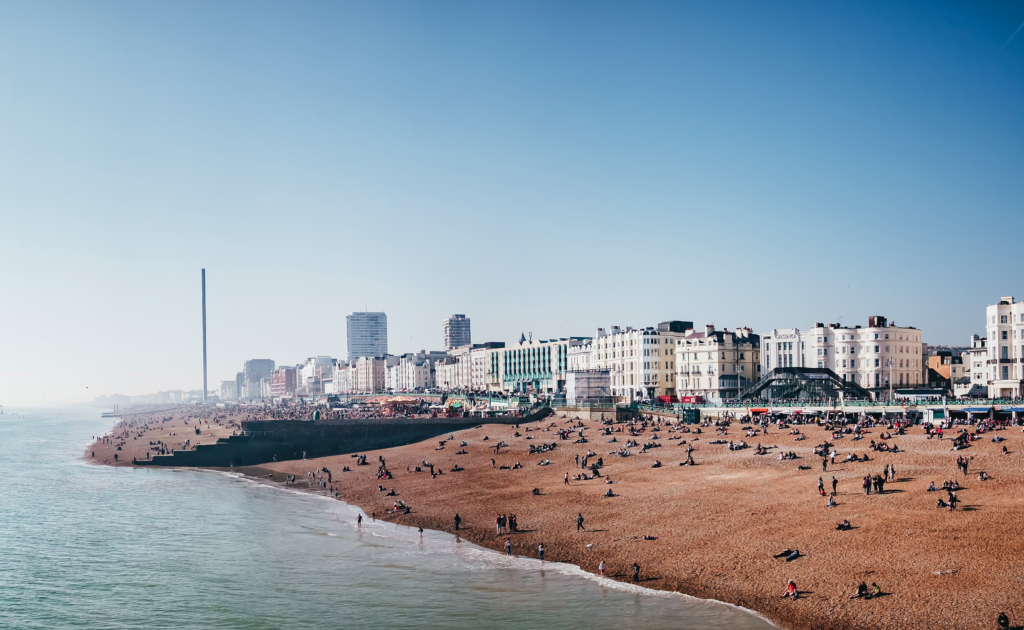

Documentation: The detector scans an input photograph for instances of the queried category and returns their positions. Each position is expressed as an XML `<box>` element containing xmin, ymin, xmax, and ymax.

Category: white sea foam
<box><xmin>199</xmin><ymin>467</ymin><xmax>777</xmax><ymax>628</ymax></box>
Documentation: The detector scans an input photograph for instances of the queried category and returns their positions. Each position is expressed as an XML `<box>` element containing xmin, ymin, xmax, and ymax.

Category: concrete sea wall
<box><xmin>138</xmin><ymin>407</ymin><xmax>554</xmax><ymax>468</ymax></box>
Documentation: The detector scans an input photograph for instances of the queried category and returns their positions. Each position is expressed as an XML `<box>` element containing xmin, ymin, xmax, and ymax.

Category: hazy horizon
<box><xmin>2</xmin><ymin>1</ymin><xmax>1023</xmax><ymax>406</ymax></box>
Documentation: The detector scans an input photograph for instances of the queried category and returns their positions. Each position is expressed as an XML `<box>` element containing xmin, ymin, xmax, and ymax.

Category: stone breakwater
<box><xmin>132</xmin><ymin>408</ymin><xmax>555</xmax><ymax>468</ymax></box>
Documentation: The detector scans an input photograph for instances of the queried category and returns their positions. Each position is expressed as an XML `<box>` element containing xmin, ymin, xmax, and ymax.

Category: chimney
<box><xmin>705</xmin><ymin>324</ymin><xmax>715</xmax><ymax>336</ymax></box>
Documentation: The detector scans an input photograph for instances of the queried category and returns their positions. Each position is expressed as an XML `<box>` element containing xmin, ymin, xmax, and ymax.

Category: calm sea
<box><xmin>0</xmin><ymin>408</ymin><xmax>775</xmax><ymax>630</ymax></box>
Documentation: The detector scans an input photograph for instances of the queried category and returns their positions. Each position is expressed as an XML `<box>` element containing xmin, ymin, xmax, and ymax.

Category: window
<box><xmin>1002</xmin><ymin>346</ymin><xmax>1009</xmax><ymax>360</ymax></box>
<box><xmin>874</xmin><ymin>334</ymin><xmax>879</xmax><ymax>340</ymax></box>
<box><xmin>874</xmin><ymin>346</ymin><xmax>879</xmax><ymax>352</ymax></box>
<box><xmin>851</xmin><ymin>360</ymin><xmax>856</xmax><ymax>368</ymax></box>
<box><xmin>1002</xmin><ymin>331</ymin><xmax>1009</xmax><ymax>340</ymax></box>
<box><xmin>885</xmin><ymin>334</ymin><xmax>889</xmax><ymax>339</ymax></box>
<box><xmin>875</xmin><ymin>359</ymin><xmax>880</xmax><ymax>367</ymax></box>
<box><xmin>1002</xmin><ymin>315</ymin><xmax>1008</xmax><ymax>324</ymax></box>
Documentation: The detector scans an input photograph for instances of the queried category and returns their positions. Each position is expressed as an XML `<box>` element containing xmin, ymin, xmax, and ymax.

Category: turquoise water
<box><xmin>0</xmin><ymin>409</ymin><xmax>775</xmax><ymax>630</ymax></box>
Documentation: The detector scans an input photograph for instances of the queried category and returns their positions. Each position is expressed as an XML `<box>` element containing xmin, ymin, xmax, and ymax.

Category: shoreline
<box><xmin>90</xmin><ymin>407</ymin><xmax>1024</xmax><ymax>629</ymax></box>
<box><xmin>203</xmin><ymin>464</ymin><xmax>779</xmax><ymax>629</ymax></box>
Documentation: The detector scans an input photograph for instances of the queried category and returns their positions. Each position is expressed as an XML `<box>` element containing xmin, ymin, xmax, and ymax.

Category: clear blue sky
<box><xmin>1</xmin><ymin>1</ymin><xmax>1022</xmax><ymax>405</ymax></box>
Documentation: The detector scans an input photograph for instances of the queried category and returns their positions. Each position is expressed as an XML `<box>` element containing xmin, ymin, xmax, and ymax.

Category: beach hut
<box><xmin>924</xmin><ymin>408</ymin><xmax>946</xmax><ymax>425</ymax></box>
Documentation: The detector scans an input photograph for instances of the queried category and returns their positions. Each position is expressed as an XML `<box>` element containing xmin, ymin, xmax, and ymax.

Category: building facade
<box><xmin>675</xmin><ymin>325</ymin><xmax>760</xmax><ymax>402</ymax></box>
<box><xmin>588</xmin><ymin>321</ymin><xmax>692</xmax><ymax>401</ymax></box>
<box><xmin>270</xmin><ymin>366</ymin><xmax>297</xmax><ymax>398</ymax></box>
<box><xmin>962</xmin><ymin>334</ymin><xmax>988</xmax><ymax>397</ymax></box>
<box><xmin>435</xmin><ymin>357</ymin><xmax>458</xmax><ymax>391</ymax></box>
<box><xmin>499</xmin><ymin>335</ymin><xmax>591</xmax><ymax>394</ymax></box>
<box><xmin>219</xmin><ymin>380</ymin><xmax>237</xmax><ymax>401</ymax></box>
<box><xmin>353</xmin><ymin>355</ymin><xmax>397</xmax><ymax>393</ymax></box>
<box><xmin>760</xmin><ymin>316</ymin><xmax>924</xmax><ymax>399</ymax></box>
<box><xmin>985</xmin><ymin>296</ymin><xmax>1024</xmax><ymax>398</ymax></box>
<box><xmin>346</xmin><ymin>312</ymin><xmax>388</xmax><ymax>362</ymax></box>
<box><xmin>239</xmin><ymin>360</ymin><xmax>276</xmax><ymax>401</ymax></box>
<box><xmin>391</xmin><ymin>350</ymin><xmax>448</xmax><ymax>391</ymax></box>
<box><xmin>443</xmin><ymin>314</ymin><xmax>471</xmax><ymax>351</ymax></box>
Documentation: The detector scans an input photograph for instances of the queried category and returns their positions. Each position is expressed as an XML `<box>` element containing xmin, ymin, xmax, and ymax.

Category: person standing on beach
<box><xmin>505</xmin><ymin>539</ymin><xmax>512</xmax><ymax>556</ymax></box>
<box><xmin>357</xmin><ymin>514</ymin><xmax>362</xmax><ymax>526</ymax></box>
<box><xmin>577</xmin><ymin>513</ymin><xmax>585</xmax><ymax>531</ymax></box>
<box><xmin>538</xmin><ymin>543</ymin><xmax>545</xmax><ymax>561</ymax></box>
<box><xmin>454</xmin><ymin>513</ymin><xmax>461</xmax><ymax>530</ymax></box>
<box><xmin>632</xmin><ymin>562</ymin><xmax>640</xmax><ymax>582</ymax></box>
<box><xmin>831</xmin><ymin>476</ymin><xmax>838</xmax><ymax>495</ymax></box>
<box><xmin>817</xmin><ymin>477</ymin><xmax>825</xmax><ymax>496</ymax></box>
<box><xmin>822</xmin><ymin>458</ymin><xmax>828</xmax><ymax>472</ymax></box>
<box><xmin>565</xmin><ymin>472</ymin><xmax>570</xmax><ymax>486</ymax></box>
<box><xmin>598</xmin><ymin>560</ymin><xmax>606</xmax><ymax>577</ymax></box>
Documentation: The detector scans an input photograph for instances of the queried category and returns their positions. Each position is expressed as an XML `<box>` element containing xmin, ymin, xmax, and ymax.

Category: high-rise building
<box><xmin>347</xmin><ymin>312</ymin><xmax>388</xmax><ymax>362</ymax></box>
<box><xmin>443</xmin><ymin>314</ymin><xmax>471</xmax><ymax>350</ymax></box>
<box><xmin>243</xmin><ymin>359</ymin><xmax>276</xmax><ymax>400</ymax></box>
<box><xmin>220</xmin><ymin>381</ymin><xmax>237</xmax><ymax>401</ymax></box>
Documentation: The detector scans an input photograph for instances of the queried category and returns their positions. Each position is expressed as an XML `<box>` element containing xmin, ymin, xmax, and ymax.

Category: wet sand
<box><xmin>93</xmin><ymin>410</ymin><xmax>1024</xmax><ymax>629</ymax></box>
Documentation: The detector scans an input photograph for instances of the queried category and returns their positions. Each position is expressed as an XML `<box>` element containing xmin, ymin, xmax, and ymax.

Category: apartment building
<box><xmin>354</xmin><ymin>355</ymin><xmax>398</xmax><ymax>393</ymax></box>
<box><xmin>443</xmin><ymin>314</ymin><xmax>471</xmax><ymax>351</ymax></box>
<box><xmin>346</xmin><ymin>312</ymin><xmax>388</xmax><ymax>362</ymax></box>
<box><xmin>675</xmin><ymin>325</ymin><xmax>760</xmax><ymax>402</ymax></box>
<box><xmin>985</xmin><ymin>296</ymin><xmax>1024</xmax><ymax>398</ymax></box>
<box><xmin>588</xmin><ymin>321</ymin><xmax>692</xmax><ymax>401</ymax></box>
<box><xmin>962</xmin><ymin>334</ymin><xmax>988</xmax><ymax>397</ymax></box>
<box><xmin>760</xmin><ymin>316</ymin><xmax>924</xmax><ymax>398</ymax></box>
<box><xmin>499</xmin><ymin>334</ymin><xmax>591</xmax><ymax>394</ymax></box>
<box><xmin>270</xmin><ymin>366</ymin><xmax>297</xmax><ymax>398</ymax></box>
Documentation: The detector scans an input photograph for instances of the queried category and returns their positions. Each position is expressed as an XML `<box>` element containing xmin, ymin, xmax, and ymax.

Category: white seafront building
<box><xmin>985</xmin><ymin>296</ymin><xmax>1024</xmax><ymax>398</ymax></box>
<box><xmin>674</xmin><ymin>325</ymin><xmax>760</xmax><ymax>403</ymax></box>
<box><xmin>760</xmin><ymin>316</ymin><xmax>924</xmax><ymax>399</ymax></box>
<box><xmin>588</xmin><ymin>321</ymin><xmax>692</xmax><ymax>401</ymax></box>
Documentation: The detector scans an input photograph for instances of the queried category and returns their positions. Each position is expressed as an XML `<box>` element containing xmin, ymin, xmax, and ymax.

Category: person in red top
<box><xmin>781</xmin><ymin>580</ymin><xmax>798</xmax><ymax>599</ymax></box>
